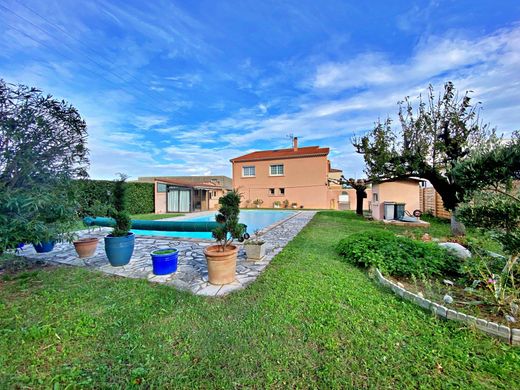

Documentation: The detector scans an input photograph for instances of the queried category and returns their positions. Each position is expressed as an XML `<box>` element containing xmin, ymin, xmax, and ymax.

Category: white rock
<box><xmin>417</xmin><ymin>292</ymin><xmax>424</xmax><ymax>298</ymax></box>
<box><xmin>443</xmin><ymin>294</ymin><xmax>454</xmax><ymax>304</ymax></box>
<box><xmin>443</xmin><ymin>279</ymin><xmax>455</xmax><ymax>286</ymax></box>
<box><xmin>439</xmin><ymin>242</ymin><xmax>471</xmax><ymax>259</ymax></box>
<box><xmin>505</xmin><ymin>315</ymin><xmax>516</xmax><ymax>323</ymax></box>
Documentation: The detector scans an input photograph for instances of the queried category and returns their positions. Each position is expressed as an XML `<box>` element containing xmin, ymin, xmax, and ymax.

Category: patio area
<box><xmin>16</xmin><ymin>211</ymin><xmax>316</xmax><ymax>296</ymax></box>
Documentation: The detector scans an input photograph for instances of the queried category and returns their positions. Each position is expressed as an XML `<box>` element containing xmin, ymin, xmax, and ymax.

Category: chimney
<box><xmin>293</xmin><ymin>136</ymin><xmax>298</xmax><ymax>151</ymax></box>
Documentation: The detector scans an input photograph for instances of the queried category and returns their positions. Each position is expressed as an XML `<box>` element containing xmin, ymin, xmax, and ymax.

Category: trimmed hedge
<box><xmin>74</xmin><ymin>180</ymin><xmax>154</xmax><ymax>216</ymax></box>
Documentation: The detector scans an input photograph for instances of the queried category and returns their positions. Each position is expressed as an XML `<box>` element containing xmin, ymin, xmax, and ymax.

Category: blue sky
<box><xmin>1</xmin><ymin>0</ymin><xmax>520</xmax><ymax>179</ymax></box>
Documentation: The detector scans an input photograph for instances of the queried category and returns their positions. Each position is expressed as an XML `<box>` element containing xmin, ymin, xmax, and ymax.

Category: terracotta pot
<box><xmin>203</xmin><ymin>244</ymin><xmax>238</xmax><ymax>285</ymax></box>
<box><xmin>73</xmin><ymin>237</ymin><xmax>99</xmax><ymax>258</ymax></box>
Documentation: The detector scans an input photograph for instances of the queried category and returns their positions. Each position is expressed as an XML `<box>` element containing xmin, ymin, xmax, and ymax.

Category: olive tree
<box><xmin>0</xmin><ymin>80</ymin><xmax>89</xmax><ymax>252</ymax></box>
<box><xmin>353</xmin><ymin>82</ymin><xmax>497</xmax><ymax>235</ymax></box>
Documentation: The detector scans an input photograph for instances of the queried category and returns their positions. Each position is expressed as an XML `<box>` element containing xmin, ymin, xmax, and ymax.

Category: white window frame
<box><xmin>242</xmin><ymin>166</ymin><xmax>256</xmax><ymax>177</ymax></box>
<box><xmin>269</xmin><ymin>164</ymin><xmax>284</xmax><ymax>176</ymax></box>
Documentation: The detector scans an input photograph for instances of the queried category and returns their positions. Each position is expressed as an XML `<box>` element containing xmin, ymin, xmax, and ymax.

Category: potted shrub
<box><xmin>273</xmin><ymin>200</ymin><xmax>281</xmax><ymax>208</ymax></box>
<box><xmin>104</xmin><ymin>175</ymin><xmax>135</xmax><ymax>266</ymax></box>
<box><xmin>283</xmin><ymin>199</ymin><xmax>289</xmax><ymax>209</ymax></box>
<box><xmin>243</xmin><ymin>230</ymin><xmax>266</xmax><ymax>261</ymax></box>
<box><xmin>253</xmin><ymin>198</ymin><xmax>264</xmax><ymax>208</ymax></box>
<box><xmin>150</xmin><ymin>247</ymin><xmax>178</xmax><ymax>275</ymax></box>
<box><xmin>291</xmin><ymin>202</ymin><xmax>298</xmax><ymax>209</ymax></box>
<box><xmin>203</xmin><ymin>190</ymin><xmax>245</xmax><ymax>285</ymax></box>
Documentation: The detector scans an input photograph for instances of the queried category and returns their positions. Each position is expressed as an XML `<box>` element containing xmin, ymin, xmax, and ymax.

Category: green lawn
<box><xmin>0</xmin><ymin>211</ymin><xmax>518</xmax><ymax>388</ymax></box>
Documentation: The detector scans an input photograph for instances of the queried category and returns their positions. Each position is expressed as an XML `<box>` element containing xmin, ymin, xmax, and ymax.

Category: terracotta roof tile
<box><xmin>230</xmin><ymin>145</ymin><xmax>329</xmax><ymax>162</ymax></box>
<box><xmin>154</xmin><ymin>178</ymin><xmax>221</xmax><ymax>189</ymax></box>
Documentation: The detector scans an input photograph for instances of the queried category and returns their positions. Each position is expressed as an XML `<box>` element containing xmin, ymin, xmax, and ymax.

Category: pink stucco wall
<box><xmin>371</xmin><ymin>180</ymin><xmax>421</xmax><ymax>220</ymax></box>
<box><xmin>232</xmin><ymin>155</ymin><xmax>337</xmax><ymax>209</ymax></box>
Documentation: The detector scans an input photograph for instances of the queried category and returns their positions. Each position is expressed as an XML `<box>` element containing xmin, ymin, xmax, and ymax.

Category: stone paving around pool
<box><xmin>17</xmin><ymin>211</ymin><xmax>316</xmax><ymax>296</ymax></box>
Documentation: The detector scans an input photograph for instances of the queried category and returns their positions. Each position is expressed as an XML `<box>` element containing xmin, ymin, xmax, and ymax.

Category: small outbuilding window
<box><xmin>157</xmin><ymin>183</ymin><xmax>167</xmax><ymax>193</ymax></box>
<box><xmin>373</xmin><ymin>193</ymin><xmax>379</xmax><ymax>202</ymax></box>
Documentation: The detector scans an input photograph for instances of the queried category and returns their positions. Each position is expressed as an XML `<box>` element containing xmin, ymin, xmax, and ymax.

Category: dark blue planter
<box><xmin>104</xmin><ymin>233</ymin><xmax>135</xmax><ymax>266</ymax></box>
<box><xmin>151</xmin><ymin>248</ymin><xmax>178</xmax><ymax>275</ymax></box>
<box><xmin>33</xmin><ymin>240</ymin><xmax>56</xmax><ymax>253</ymax></box>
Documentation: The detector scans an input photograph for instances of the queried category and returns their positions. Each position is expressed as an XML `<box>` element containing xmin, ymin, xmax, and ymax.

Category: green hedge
<box><xmin>74</xmin><ymin>180</ymin><xmax>154</xmax><ymax>216</ymax></box>
<box><xmin>126</xmin><ymin>182</ymin><xmax>154</xmax><ymax>214</ymax></box>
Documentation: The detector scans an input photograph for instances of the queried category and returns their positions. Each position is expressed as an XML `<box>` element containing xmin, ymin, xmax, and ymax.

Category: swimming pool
<box><xmin>131</xmin><ymin>210</ymin><xmax>297</xmax><ymax>239</ymax></box>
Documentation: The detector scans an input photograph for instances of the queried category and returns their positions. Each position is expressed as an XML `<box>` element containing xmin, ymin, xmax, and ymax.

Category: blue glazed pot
<box><xmin>33</xmin><ymin>240</ymin><xmax>56</xmax><ymax>253</ymax></box>
<box><xmin>104</xmin><ymin>233</ymin><xmax>135</xmax><ymax>266</ymax></box>
<box><xmin>151</xmin><ymin>248</ymin><xmax>178</xmax><ymax>275</ymax></box>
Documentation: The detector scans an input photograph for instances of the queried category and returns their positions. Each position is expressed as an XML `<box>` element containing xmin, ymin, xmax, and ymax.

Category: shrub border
<box><xmin>374</xmin><ymin>268</ymin><xmax>519</xmax><ymax>346</ymax></box>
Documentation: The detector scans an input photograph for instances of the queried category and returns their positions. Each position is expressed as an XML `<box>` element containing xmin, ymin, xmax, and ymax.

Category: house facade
<box><xmin>230</xmin><ymin>138</ymin><xmax>343</xmax><ymax>209</ymax></box>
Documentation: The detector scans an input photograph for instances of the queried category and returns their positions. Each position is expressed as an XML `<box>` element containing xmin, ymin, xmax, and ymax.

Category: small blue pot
<box><xmin>151</xmin><ymin>248</ymin><xmax>178</xmax><ymax>275</ymax></box>
<box><xmin>104</xmin><ymin>233</ymin><xmax>135</xmax><ymax>267</ymax></box>
<box><xmin>33</xmin><ymin>240</ymin><xmax>56</xmax><ymax>253</ymax></box>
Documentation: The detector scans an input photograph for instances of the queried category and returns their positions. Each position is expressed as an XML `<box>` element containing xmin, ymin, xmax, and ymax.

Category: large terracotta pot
<box><xmin>203</xmin><ymin>244</ymin><xmax>238</xmax><ymax>285</ymax></box>
<box><xmin>73</xmin><ymin>237</ymin><xmax>99</xmax><ymax>258</ymax></box>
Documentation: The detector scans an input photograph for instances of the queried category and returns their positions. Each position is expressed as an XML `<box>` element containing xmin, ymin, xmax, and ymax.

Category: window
<box><xmin>213</xmin><ymin>191</ymin><xmax>217</xmax><ymax>197</ymax></box>
<box><xmin>269</xmin><ymin>188</ymin><xmax>275</xmax><ymax>196</ymax></box>
<box><xmin>279</xmin><ymin>188</ymin><xmax>285</xmax><ymax>195</ymax></box>
<box><xmin>157</xmin><ymin>183</ymin><xmax>167</xmax><ymax>193</ymax></box>
<box><xmin>373</xmin><ymin>193</ymin><xmax>379</xmax><ymax>202</ymax></box>
<box><xmin>270</xmin><ymin>164</ymin><xmax>284</xmax><ymax>176</ymax></box>
<box><xmin>243</xmin><ymin>166</ymin><xmax>255</xmax><ymax>177</ymax></box>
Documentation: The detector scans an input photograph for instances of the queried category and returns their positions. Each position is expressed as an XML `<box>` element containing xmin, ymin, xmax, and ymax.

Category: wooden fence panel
<box><xmin>420</xmin><ymin>187</ymin><xmax>451</xmax><ymax>219</ymax></box>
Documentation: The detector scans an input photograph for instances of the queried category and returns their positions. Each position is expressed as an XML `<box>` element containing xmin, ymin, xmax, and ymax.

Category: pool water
<box><xmin>131</xmin><ymin>210</ymin><xmax>296</xmax><ymax>239</ymax></box>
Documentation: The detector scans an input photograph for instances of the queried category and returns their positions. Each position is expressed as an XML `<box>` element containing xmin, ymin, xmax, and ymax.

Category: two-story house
<box><xmin>230</xmin><ymin>138</ymin><xmax>343</xmax><ymax>209</ymax></box>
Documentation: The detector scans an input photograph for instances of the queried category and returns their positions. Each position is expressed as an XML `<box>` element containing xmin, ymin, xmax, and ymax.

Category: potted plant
<box><xmin>244</xmin><ymin>199</ymin><xmax>251</xmax><ymax>209</ymax></box>
<box><xmin>291</xmin><ymin>202</ymin><xmax>298</xmax><ymax>209</ymax></box>
<box><xmin>273</xmin><ymin>200</ymin><xmax>281</xmax><ymax>208</ymax></box>
<box><xmin>104</xmin><ymin>175</ymin><xmax>135</xmax><ymax>266</ymax></box>
<box><xmin>243</xmin><ymin>230</ymin><xmax>266</xmax><ymax>261</ymax></box>
<box><xmin>203</xmin><ymin>190</ymin><xmax>245</xmax><ymax>285</ymax></box>
<box><xmin>150</xmin><ymin>247</ymin><xmax>178</xmax><ymax>275</ymax></box>
<box><xmin>253</xmin><ymin>198</ymin><xmax>264</xmax><ymax>208</ymax></box>
<box><xmin>73</xmin><ymin>201</ymin><xmax>108</xmax><ymax>258</ymax></box>
<box><xmin>283</xmin><ymin>199</ymin><xmax>290</xmax><ymax>209</ymax></box>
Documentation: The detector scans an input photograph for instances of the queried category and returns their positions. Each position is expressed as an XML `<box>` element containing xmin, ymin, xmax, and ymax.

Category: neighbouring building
<box><xmin>137</xmin><ymin>175</ymin><xmax>232</xmax><ymax>190</ymax></box>
<box><xmin>370</xmin><ymin>178</ymin><xmax>424</xmax><ymax>220</ymax></box>
<box><xmin>230</xmin><ymin>137</ymin><xmax>344</xmax><ymax>209</ymax></box>
<box><xmin>138</xmin><ymin>178</ymin><xmax>227</xmax><ymax>214</ymax></box>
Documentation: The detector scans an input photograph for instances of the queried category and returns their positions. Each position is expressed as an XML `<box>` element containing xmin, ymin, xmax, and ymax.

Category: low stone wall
<box><xmin>374</xmin><ymin>269</ymin><xmax>519</xmax><ymax>346</ymax></box>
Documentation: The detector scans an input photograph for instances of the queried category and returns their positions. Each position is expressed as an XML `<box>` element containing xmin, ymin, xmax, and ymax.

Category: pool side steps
<box><xmin>83</xmin><ymin>216</ymin><xmax>247</xmax><ymax>234</ymax></box>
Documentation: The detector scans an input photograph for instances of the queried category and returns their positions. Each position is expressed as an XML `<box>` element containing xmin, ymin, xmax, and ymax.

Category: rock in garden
<box><xmin>438</xmin><ymin>242</ymin><xmax>471</xmax><ymax>259</ymax></box>
<box><xmin>443</xmin><ymin>294</ymin><xmax>454</xmax><ymax>304</ymax></box>
<box><xmin>505</xmin><ymin>315</ymin><xmax>516</xmax><ymax>323</ymax></box>
<box><xmin>421</xmin><ymin>233</ymin><xmax>431</xmax><ymax>242</ymax></box>
<box><xmin>443</xmin><ymin>279</ymin><xmax>454</xmax><ymax>286</ymax></box>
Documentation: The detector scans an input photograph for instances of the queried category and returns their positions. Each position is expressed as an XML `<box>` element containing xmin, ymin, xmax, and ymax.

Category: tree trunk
<box><xmin>450</xmin><ymin>213</ymin><xmax>466</xmax><ymax>236</ymax></box>
<box><xmin>355</xmin><ymin>189</ymin><xmax>365</xmax><ymax>216</ymax></box>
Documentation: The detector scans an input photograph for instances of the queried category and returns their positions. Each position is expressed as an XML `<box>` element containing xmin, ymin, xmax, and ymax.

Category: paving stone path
<box><xmin>17</xmin><ymin>211</ymin><xmax>316</xmax><ymax>296</ymax></box>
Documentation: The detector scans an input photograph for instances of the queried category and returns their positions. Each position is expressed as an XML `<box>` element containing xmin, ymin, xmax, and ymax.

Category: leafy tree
<box><xmin>0</xmin><ymin>80</ymin><xmax>89</xmax><ymax>251</ymax></box>
<box><xmin>455</xmin><ymin>135</ymin><xmax>519</xmax><ymax>316</ymax></box>
<box><xmin>353</xmin><ymin>82</ymin><xmax>497</xmax><ymax>235</ymax></box>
